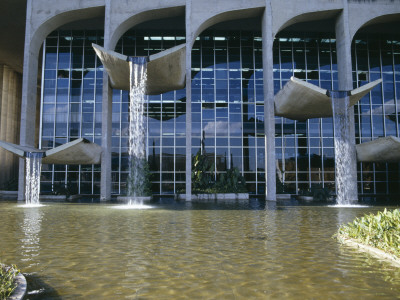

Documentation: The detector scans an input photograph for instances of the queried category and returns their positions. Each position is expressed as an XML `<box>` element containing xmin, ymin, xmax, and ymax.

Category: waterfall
<box><xmin>127</xmin><ymin>57</ymin><xmax>148</xmax><ymax>205</ymax></box>
<box><xmin>330</xmin><ymin>91</ymin><xmax>356</xmax><ymax>205</ymax></box>
<box><xmin>25</xmin><ymin>152</ymin><xmax>44</xmax><ymax>205</ymax></box>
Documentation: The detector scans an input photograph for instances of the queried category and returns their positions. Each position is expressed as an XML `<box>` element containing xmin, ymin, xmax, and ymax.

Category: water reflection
<box><xmin>20</xmin><ymin>207</ymin><xmax>43</xmax><ymax>267</ymax></box>
<box><xmin>0</xmin><ymin>202</ymin><xmax>399</xmax><ymax>299</ymax></box>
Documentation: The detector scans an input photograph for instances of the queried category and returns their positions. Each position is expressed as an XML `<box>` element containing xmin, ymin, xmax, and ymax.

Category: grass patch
<box><xmin>0</xmin><ymin>264</ymin><xmax>20</xmax><ymax>300</ymax></box>
<box><xmin>336</xmin><ymin>208</ymin><xmax>400</xmax><ymax>258</ymax></box>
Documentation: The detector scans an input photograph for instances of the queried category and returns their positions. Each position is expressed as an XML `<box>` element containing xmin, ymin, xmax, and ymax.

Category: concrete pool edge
<box><xmin>1</xmin><ymin>265</ymin><xmax>27</xmax><ymax>300</ymax></box>
<box><xmin>338</xmin><ymin>236</ymin><xmax>400</xmax><ymax>268</ymax></box>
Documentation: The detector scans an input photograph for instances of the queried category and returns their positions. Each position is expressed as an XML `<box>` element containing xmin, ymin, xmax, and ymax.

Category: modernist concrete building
<box><xmin>0</xmin><ymin>0</ymin><xmax>399</xmax><ymax>201</ymax></box>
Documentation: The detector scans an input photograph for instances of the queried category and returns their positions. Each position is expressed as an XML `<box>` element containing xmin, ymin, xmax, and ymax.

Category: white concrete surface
<box><xmin>93</xmin><ymin>43</ymin><xmax>186</xmax><ymax>94</ymax></box>
<box><xmin>356</xmin><ymin>136</ymin><xmax>400</xmax><ymax>162</ymax></box>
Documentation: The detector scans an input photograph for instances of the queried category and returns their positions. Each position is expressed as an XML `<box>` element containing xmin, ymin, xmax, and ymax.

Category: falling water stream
<box><xmin>330</xmin><ymin>91</ymin><xmax>357</xmax><ymax>205</ymax></box>
<box><xmin>25</xmin><ymin>152</ymin><xmax>44</xmax><ymax>205</ymax></box>
<box><xmin>127</xmin><ymin>57</ymin><xmax>148</xmax><ymax>205</ymax></box>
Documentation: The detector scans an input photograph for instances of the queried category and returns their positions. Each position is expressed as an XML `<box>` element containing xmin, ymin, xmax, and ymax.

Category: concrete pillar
<box><xmin>0</xmin><ymin>65</ymin><xmax>6</xmax><ymax>187</ymax></box>
<box><xmin>0</xmin><ymin>66</ymin><xmax>23</xmax><ymax>189</ymax></box>
<box><xmin>185</xmin><ymin>0</ymin><xmax>192</xmax><ymax>201</ymax></box>
<box><xmin>262</xmin><ymin>2</ymin><xmax>276</xmax><ymax>201</ymax></box>
<box><xmin>5</xmin><ymin>68</ymin><xmax>16</xmax><ymax>181</ymax></box>
<box><xmin>12</xmin><ymin>74</ymin><xmax>22</xmax><ymax>181</ymax></box>
<box><xmin>100</xmin><ymin>0</ymin><xmax>112</xmax><ymax>201</ymax></box>
<box><xmin>18</xmin><ymin>4</ymin><xmax>40</xmax><ymax>200</ymax></box>
<box><xmin>335</xmin><ymin>3</ymin><xmax>358</xmax><ymax>201</ymax></box>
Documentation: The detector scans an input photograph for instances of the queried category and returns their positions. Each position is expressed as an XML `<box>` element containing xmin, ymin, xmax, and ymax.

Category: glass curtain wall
<box><xmin>191</xmin><ymin>31</ymin><xmax>265</xmax><ymax>194</ymax></box>
<box><xmin>273</xmin><ymin>33</ymin><xmax>338</xmax><ymax>195</ymax></box>
<box><xmin>113</xmin><ymin>30</ymin><xmax>186</xmax><ymax>195</ymax></box>
<box><xmin>353</xmin><ymin>33</ymin><xmax>400</xmax><ymax>197</ymax></box>
<box><xmin>40</xmin><ymin>30</ymin><xmax>400</xmax><ymax>197</ymax></box>
<box><xmin>40</xmin><ymin>30</ymin><xmax>103</xmax><ymax>195</ymax></box>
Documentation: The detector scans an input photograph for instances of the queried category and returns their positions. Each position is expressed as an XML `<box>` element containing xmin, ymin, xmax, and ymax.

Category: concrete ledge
<box><xmin>39</xmin><ymin>195</ymin><xmax>67</xmax><ymax>202</ymax></box>
<box><xmin>338</xmin><ymin>236</ymin><xmax>400</xmax><ymax>268</ymax></box>
<box><xmin>0</xmin><ymin>190</ymin><xmax>18</xmax><ymax>199</ymax></box>
<box><xmin>92</xmin><ymin>43</ymin><xmax>186</xmax><ymax>95</ymax></box>
<box><xmin>274</xmin><ymin>77</ymin><xmax>382</xmax><ymax>120</ymax></box>
<box><xmin>43</xmin><ymin>138</ymin><xmax>102</xmax><ymax>165</ymax></box>
<box><xmin>356</xmin><ymin>136</ymin><xmax>400</xmax><ymax>162</ymax></box>
<box><xmin>0</xmin><ymin>265</ymin><xmax>27</xmax><ymax>300</ymax></box>
<box><xmin>0</xmin><ymin>140</ymin><xmax>44</xmax><ymax>158</ymax></box>
<box><xmin>0</xmin><ymin>138</ymin><xmax>101</xmax><ymax>165</ymax></box>
<box><xmin>176</xmin><ymin>193</ymin><xmax>249</xmax><ymax>201</ymax></box>
<box><xmin>8</xmin><ymin>272</ymin><xmax>27</xmax><ymax>300</ymax></box>
<box><xmin>276</xmin><ymin>194</ymin><xmax>292</xmax><ymax>200</ymax></box>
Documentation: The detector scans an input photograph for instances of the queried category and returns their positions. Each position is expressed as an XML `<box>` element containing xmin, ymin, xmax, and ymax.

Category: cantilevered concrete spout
<box><xmin>356</xmin><ymin>136</ymin><xmax>400</xmax><ymax>162</ymax></box>
<box><xmin>92</xmin><ymin>43</ymin><xmax>186</xmax><ymax>95</ymax></box>
<box><xmin>42</xmin><ymin>138</ymin><xmax>102</xmax><ymax>164</ymax></box>
<box><xmin>274</xmin><ymin>77</ymin><xmax>382</xmax><ymax>120</ymax></box>
<box><xmin>0</xmin><ymin>138</ymin><xmax>102</xmax><ymax>164</ymax></box>
<box><xmin>0</xmin><ymin>140</ymin><xmax>44</xmax><ymax>158</ymax></box>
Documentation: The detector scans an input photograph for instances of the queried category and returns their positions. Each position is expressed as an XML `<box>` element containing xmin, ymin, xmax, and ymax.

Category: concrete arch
<box><xmin>28</xmin><ymin>6</ymin><xmax>105</xmax><ymax>59</ymax></box>
<box><xmin>190</xmin><ymin>7</ymin><xmax>264</xmax><ymax>47</ymax></box>
<box><xmin>348</xmin><ymin>3</ymin><xmax>400</xmax><ymax>40</ymax></box>
<box><xmin>189</xmin><ymin>7</ymin><xmax>265</xmax><ymax>48</ymax></box>
<box><xmin>270</xmin><ymin>0</ymin><xmax>343</xmax><ymax>37</ymax></box>
<box><xmin>350</xmin><ymin>13</ymin><xmax>400</xmax><ymax>41</ymax></box>
<box><xmin>108</xmin><ymin>6</ymin><xmax>185</xmax><ymax>50</ymax></box>
<box><xmin>273</xmin><ymin>9</ymin><xmax>341</xmax><ymax>37</ymax></box>
<box><xmin>187</xmin><ymin>0</ymin><xmax>265</xmax><ymax>48</ymax></box>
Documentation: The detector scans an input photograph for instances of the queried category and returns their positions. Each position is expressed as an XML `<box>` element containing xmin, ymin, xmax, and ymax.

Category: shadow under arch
<box><xmin>274</xmin><ymin>9</ymin><xmax>341</xmax><ymax>38</ymax></box>
<box><xmin>190</xmin><ymin>7</ymin><xmax>264</xmax><ymax>49</ymax></box>
<box><xmin>108</xmin><ymin>6</ymin><xmax>185</xmax><ymax>51</ymax></box>
<box><xmin>350</xmin><ymin>13</ymin><xmax>400</xmax><ymax>41</ymax></box>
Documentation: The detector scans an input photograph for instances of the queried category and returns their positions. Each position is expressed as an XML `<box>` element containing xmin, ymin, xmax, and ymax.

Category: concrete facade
<box><xmin>4</xmin><ymin>0</ymin><xmax>400</xmax><ymax>200</ymax></box>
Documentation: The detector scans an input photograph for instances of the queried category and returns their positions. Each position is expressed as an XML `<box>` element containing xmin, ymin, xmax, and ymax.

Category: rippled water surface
<box><xmin>0</xmin><ymin>200</ymin><xmax>399</xmax><ymax>299</ymax></box>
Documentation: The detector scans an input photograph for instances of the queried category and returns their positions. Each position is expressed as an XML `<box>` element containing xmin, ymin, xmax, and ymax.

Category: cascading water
<box><xmin>330</xmin><ymin>91</ymin><xmax>356</xmax><ymax>205</ymax></box>
<box><xmin>127</xmin><ymin>57</ymin><xmax>148</xmax><ymax>205</ymax></box>
<box><xmin>25</xmin><ymin>152</ymin><xmax>44</xmax><ymax>205</ymax></box>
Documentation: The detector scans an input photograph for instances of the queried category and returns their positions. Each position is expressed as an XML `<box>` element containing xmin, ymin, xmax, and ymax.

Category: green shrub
<box><xmin>336</xmin><ymin>208</ymin><xmax>400</xmax><ymax>257</ymax></box>
<box><xmin>191</xmin><ymin>150</ymin><xmax>247</xmax><ymax>194</ymax></box>
<box><xmin>0</xmin><ymin>264</ymin><xmax>20</xmax><ymax>300</ymax></box>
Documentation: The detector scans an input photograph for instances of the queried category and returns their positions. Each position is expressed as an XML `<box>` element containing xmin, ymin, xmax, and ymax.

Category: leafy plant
<box><xmin>191</xmin><ymin>150</ymin><xmax>247</xmax><ymax>194</ymax></box>
<box><xmin>0</xmin><ymin>264</ymin><xmax>20</xmax><ymax>300</ymax></box>
<box><xmin>336</xmin><ymin>208</ymin><xmax>400</xmax><ymax>258</ymax></box>
<box><xmin>191</xmin><ymin>150</ymin><xmax>215</xmax><ymax>193</ymax></box>
<box><xmin>215</xmin><ymin>168</ymin><xmax>247</xmax><ymax>193</ymax></box>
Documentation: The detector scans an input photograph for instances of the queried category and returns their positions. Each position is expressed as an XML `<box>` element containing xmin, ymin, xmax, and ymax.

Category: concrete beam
<box><xmin>0</xmin><ymin>138</ymin><xmax>101</xmax><ymax>165</ymax></box>
<box><xmin>43</xmin><ymin>138</ymin><xmax>102</xmax><ymax>165</ymax></box>
<box><xmin>356</xmin><ymin>136</ymin><xmax>400</xmax><ymax>163</ymax></box>
<box><xmin>274</xmin><ymin>77</ymin><xmax>382</xmax><ymax>120</ymax></box>
<box><xmin>92</xmin><ymin>43</ymin><xmax>186</xmax><ymax>95</ymax></box>
<box><xmin>0</xmin><ymin>140</ymin><xmax>41</xmax><ymax>158</ymax></box>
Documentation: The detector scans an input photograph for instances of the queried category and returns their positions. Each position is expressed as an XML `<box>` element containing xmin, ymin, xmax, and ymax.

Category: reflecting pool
<box><xmin>0</xmin><ymin>200</ymin><xmax>399</xmax><ymax>299</ymax></box>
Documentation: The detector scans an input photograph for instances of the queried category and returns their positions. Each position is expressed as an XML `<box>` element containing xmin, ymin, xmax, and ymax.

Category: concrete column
<box><xmin>18</xmin><ymin>2</ymin><xmax>40</xmax><ymax>200</ymax></box>
<box><xmin>262</xmin><ymin>2</ymin><xmax>276</xmax><ymax>201</ymax></box>
<box><xmin>100</xmin><ymin>0</ymin><xmax>112</xmax><ymax>201</ymax></box>
<box><xmin>5</xmin><ymin>68</ymin><xmax>16</xmax><ymax>181</ymax></box>
<box><xmin>0</xmin><ymin>65</ymin><xmax>6</xmax><ymax>187</ymax></box>
<box><xmin>185</xmin><ymin>0</ymin><xmax>192</xmax><ymax>201</ymax></box>
<box><xmin>335</xmin><ymin>3</ymin><xmax>358</xmax><ymax>201</ymax></box>
<box><xmin>12</xmin><ymin>73</ymin><xmax>22</xmax><ymax>181</ymax></box>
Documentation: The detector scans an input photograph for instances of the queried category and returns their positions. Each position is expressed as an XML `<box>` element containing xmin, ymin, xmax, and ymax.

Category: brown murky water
<box><xmin>0</xmin><ymin>200</ymin><xmax>399</xmax><ymax>299</ymax></box>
